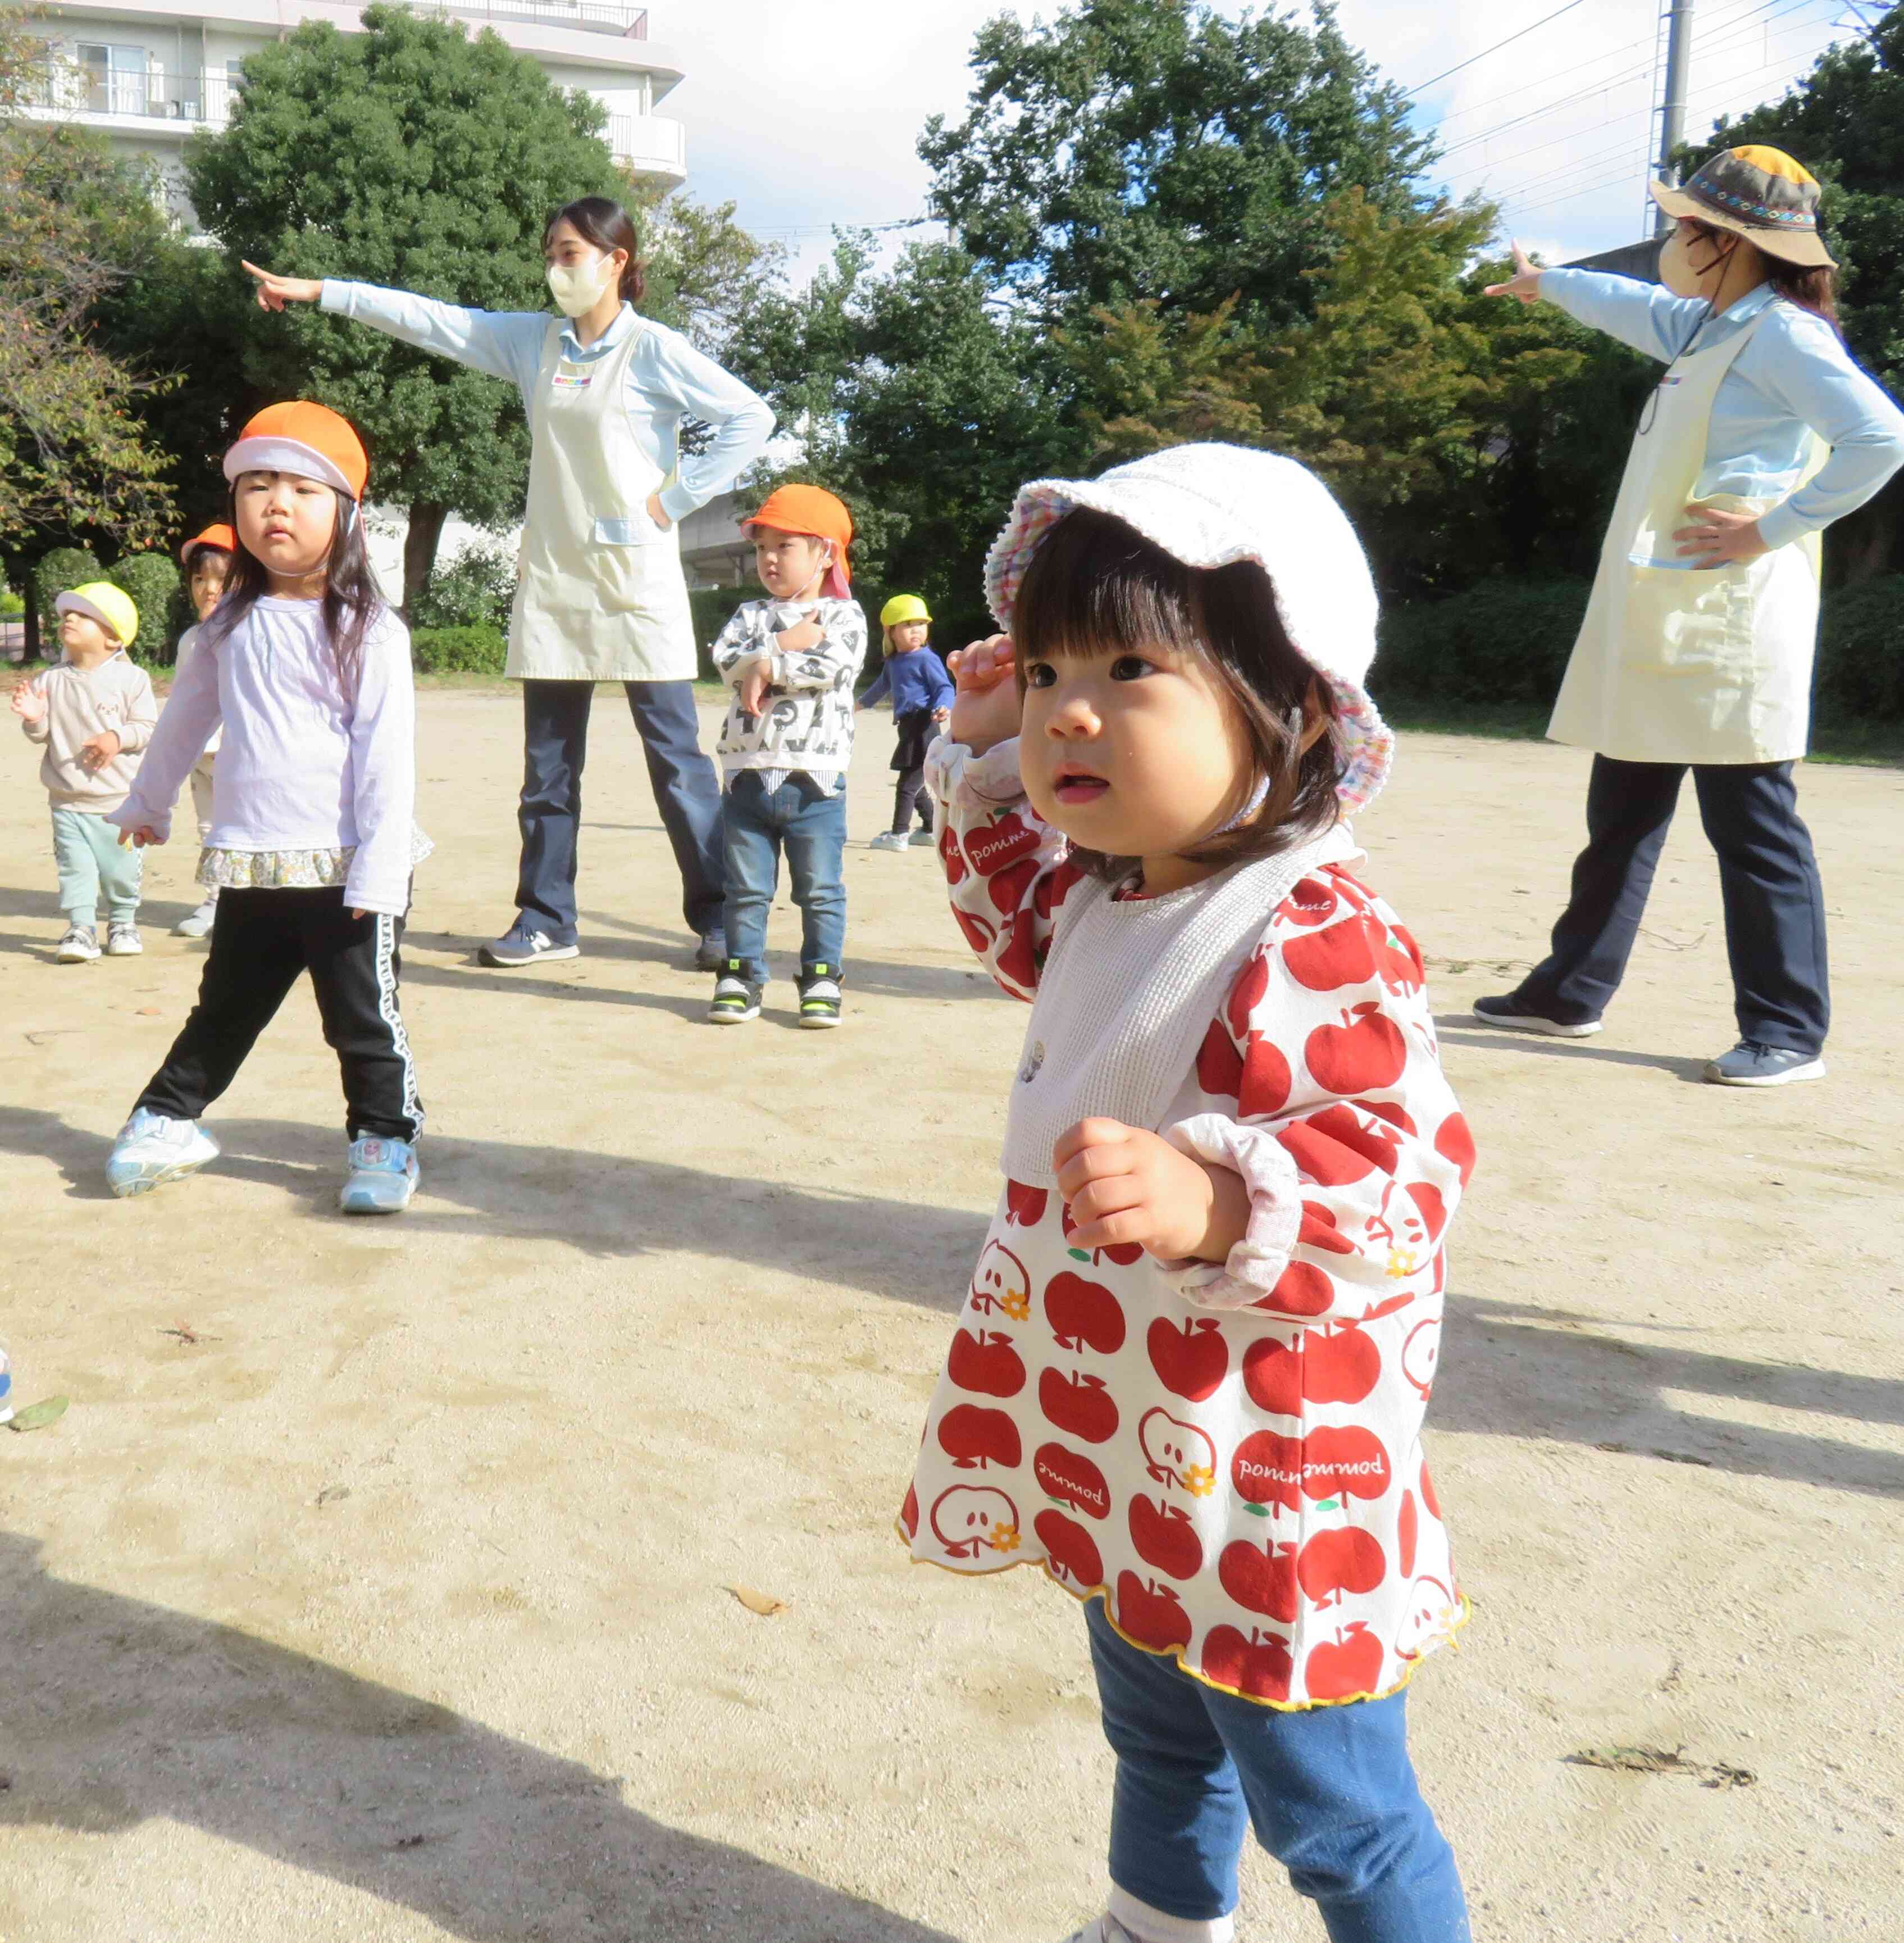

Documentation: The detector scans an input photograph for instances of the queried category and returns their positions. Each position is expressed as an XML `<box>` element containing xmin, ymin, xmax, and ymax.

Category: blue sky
<box><xmin>656</xmin><ymin>0</ymin><xmax>1864</xmax><ymax>281</ymax></box>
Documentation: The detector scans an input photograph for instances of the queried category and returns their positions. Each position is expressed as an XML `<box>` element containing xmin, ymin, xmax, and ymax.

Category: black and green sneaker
<box><xmin>796</xmin><ymin>963</ymin><xmax>843</xmax><ymax>1030</ymax></box>
<box><xmin>709</xmin><ymin>958</ymin><xmax>763</xmax><ymax>1025</ymax></box>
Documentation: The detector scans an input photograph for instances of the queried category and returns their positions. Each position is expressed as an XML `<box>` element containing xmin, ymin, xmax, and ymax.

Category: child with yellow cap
<box><xmin>10</xmin><ymin>581</ymin><xmax>157</xmax><ymax>962</ymax></box>
<box><xmin>708</xmin><ymin>484</ymin><xmax>868</xmax><ymax>1026</ymax></box>
<box><xmin>859</xmin><ymin>593</ymin><xmax>953</xmax><ymax>851</ymax></box>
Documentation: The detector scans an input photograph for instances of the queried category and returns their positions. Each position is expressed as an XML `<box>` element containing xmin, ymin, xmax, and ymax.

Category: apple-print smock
<box><xmin>900</xmin><ymin>739</ymin><xmax>1474</xmax><ymax>1709</ymax></box>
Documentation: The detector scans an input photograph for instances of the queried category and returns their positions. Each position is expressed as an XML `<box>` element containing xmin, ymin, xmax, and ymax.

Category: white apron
<box><xmin>507</xmin><ymin>318</ymin><xmax>698</xmax><ymax>682</ymax></box>
<box><xmin>1548</xmin><ymin>311</ymin><xmax>1827</xmax><ymax>764</ymax></box>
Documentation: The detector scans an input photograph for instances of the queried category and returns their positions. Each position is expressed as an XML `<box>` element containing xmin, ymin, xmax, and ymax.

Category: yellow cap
<box><xmin>880</xmin><ymin>594</ymin><xmax>932</xmax><ymax>627</ymax></box>
<box><xmin>56</xmin><ymin>582</ymin><xmax>139</xmax><ymax>648</ymax></box>
<box><xmin>1731</xmin><ymin>145</ymin><xmax>1816</xmax><ymax>186</ymax></box>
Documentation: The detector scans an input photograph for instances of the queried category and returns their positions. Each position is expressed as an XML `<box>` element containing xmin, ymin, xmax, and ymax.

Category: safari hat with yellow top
<box><xmin>54</xmin><ymin>582</ymin><xmax>139</xmax><ymax>649</ymax></box>
<box><xmin>1651</xmin><ymin>145</ymin><xmax>1835</xmax><ymax>269</ymax></box>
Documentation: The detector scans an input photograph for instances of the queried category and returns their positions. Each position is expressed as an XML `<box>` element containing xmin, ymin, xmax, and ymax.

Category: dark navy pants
<box><xmin>513</xmin><ymin>679</ymin><xmax>726</xmax><ymax>945</ymax></box>
<box><xmin>1518</xmin><ymin>755</ymin><xmax>1829</xmax><ymax>1054</ymax></box>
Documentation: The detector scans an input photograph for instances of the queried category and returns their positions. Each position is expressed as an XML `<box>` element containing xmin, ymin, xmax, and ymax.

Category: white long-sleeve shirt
<box><xmin>318</xmin><ymin>283</ymin><xmax>773</xmax><ymax>524</ymax></box>
<box><xmin>107</xmin><ymin>598</ymin><xmax>418</xmax><ymax>918</ymax></box>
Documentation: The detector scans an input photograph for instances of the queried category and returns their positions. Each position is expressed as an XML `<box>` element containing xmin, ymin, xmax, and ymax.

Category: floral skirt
<box><xmin>197</xmin><ymin>826</ymin><xmax>435</xmax><ymax>892</ymax></box>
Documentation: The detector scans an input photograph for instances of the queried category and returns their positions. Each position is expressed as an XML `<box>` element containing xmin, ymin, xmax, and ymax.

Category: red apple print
<box><xmin>1296</xmin><ymin>1527</ymin><xmax>1386</xmax><ymax>1607</ymax></box>
<box><xmin>1232</xmin><ymin>1428</ymin><xmax>1304</xmax><ymax>1511</ymax></box>
<box><xmin>1038</xmin><ymin>1367</ymin><xmax>1119</xmax><ymax>1444</ymax></box>
<box><xmin>1397</xmin><ymin>1490</ymin><xmax>1419</xmax><ymax>1578</ymax></box>
<box><xmin>1005</xmin><ymin>1179</ymin><xmax>1049</xmax><ymax>1228</ymax></box>
<box><xmin>1196</xmin><ymin>1019</ymin><xmax>1245</xmax><ymax>1098</ymax></box>
<box><xmin>1147</xmin><ymin>1316</ymin><xmax>1229</xmax><ymax>1401</ymax></box>
<box><xmin>1033</xmin><ymin>1441</ymin><xmax>1112</xmax><ymax>1521</ymax></box>
<box><xmin>1251</xmin><ymin>1260</ymin><xmax>1334</xmax><ymax>1318</ymax></box>
<box><xmin>1202</xmin><ymin>1623</ymin><xmax>1293</xmax><ymax>1701</ymax></box>
<box><xmin>988</xmin><ymin>853</ymin><xmax>1042</xmax><ymax>918</ymax></box>
<box><xmin>1241</xmin><ymin>1335</ymin><xmax>1301</xmax><ymax>1417</ymax></box>
<box><xmin>1128</xmin><ymin>1495</ymin><xmax>1204</xmax><ymax>1580</ymax></box>
<box><xmin>1305</xmin><ymin>1621</ymin><xmax>1384</xmax><ymax>1700</ymax></box>
<box><xmin>1239</xmin><ymin>1034</ymin><xmax>1292</xmax><ymax>1118</ymax></box>
<box><xmin>960</xmin><ymin>811</ymin><xmax>1040</xmax><ymax>876</ymax></box>
<box><xmin>948</xmin><ymin>1327</ymin><xmax>1027</xmax><ymax>1398</ymax></box>
<box><xmin>1405</xmin><ymin>1181</ymin><xmax>1448</xmax><ymax>1243</ymax></box>
<box><xmin>1299</xmin><ymin>1202</ymin><xmax>1356</xmax><ymax>1257</ymax></box>
<box><xmin>969</xmin><ymin>1240</ymin><xmax>1032</xmax><ymax>1320</ymax></box>
<box><xmin>1420</xmin><ymin>1457</ymin><xmax>1442</xmax><ymax>1521</ymax></box>
<box><xmin>899</xmin><ymin>1482</ymin><xmax>919</xmax><ymax>1539</ymax></box>
<box><xmin>939</xmin><ymin>823</ymin><xmax>967</xmax><ymax>884</ymax></box>
<box><xmin>1301</xmin><ymin>1425</ymin><xmax>1392</xmax><ymax>1502</ymax></box>
<box><xmin>1226</xmin><ymin>950</ymin><xmax>1270</xmax><ymax>1039</ymax></box>
<box><xmin>1138</xmin><ymin>1409</ymin><xmax>1218</xmax><ymax>1496</ymax></box>
<box><xmin>1278</xmin><ymin>1119</ymin><xmax>1375</xmax><ymax>1186</ymax></box>
<box><xmin>1400</xmin><ymin>1317</ymin><xmax>1440</xmax><ymax>1400</ymax></box>
<box><xmin>1035</xmin><ymin>857</ymin><xmax>1085</xmax><ymax>918</ymax></box>
<box><xmin>953</xmin><ymin>907</ymin><xmax>995</xmax><ymax>957</ymax></box>
<box><xmin>1305</xmin><ymin>1104</ymin><xmax>1400</xmax><ymax>1176</ymax></box>
<box><xmin>937</xmin><ymin>1403</ymin><xmax>1023</xmax><ymax>1471</ymax></box>
<box><xmin>1361</xmin><ymin>1099</ymin><xmax>1418</xmax><ymax>1136</ymax></box>
<box><xmin>1218</xmin><ymin>1538</ymin><xmax>1299</xmax><ymax>1622</ymax></box>
<box><xmin>1433</xmin><ymin>1111</ymin><xmax>1477</xmax><ymax>1187</ymax></box>
<box><xmin>1378</xmin><ymin>923</ymin><xmax>1425</xmax><ymax>994</ymax></box>
<box><xmin>1035</xmin><ymin>1508</ymin><xmax>1103</xmax><ymax>1587</ymax></box>
<box><xmin>1301</xmin><ymin>1318</ymin><xmax>1381</xmax><ymax>1406</ymax></box>
<box><xmin>1280</xmin><ymin>875</ymin><xmax>1340</xmax><ymax>930</ymax></box>
<box><xmin>1399</xmin><ymin>1574</ymin><xmax>1456</xmax><ymax>1657</ymax></box>
<box><xmin>1044</xmin><ymin>1272</ymin><xmax>1127</xmax><ymax>1354</ymax></box>
<box><xmin>928</xmin><ymin>1484</ymin><xmax>1021</xmax><ymax>1559</ymax></box>
<box><xmin>1305</xmin><ymin>1003</ymin><xmax>1407</xmax><ymax>1095</ymax></box>
<box><xmin>1060</xmin><ymin>1203</ymin><xmax>1145</xmax><ymax>1268</ymax></box>
<box><xmin>1116</xmin><ymin>1571</ymin><xmax>1194</xmax><ymax>1653</ymax></box>
<box><xmin>996</xmin><ymin>913</ymin><xmax>1039</xmax><ymax>993</ymax></box>
<box><xmin>1282</xmin><ymin>914</ymin><xmax>1379</xmax><ymax>993</ymax></box>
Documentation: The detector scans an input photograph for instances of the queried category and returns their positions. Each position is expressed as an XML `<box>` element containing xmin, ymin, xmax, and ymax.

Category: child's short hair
<box><xmin>1013</xmin><ymin>508</ymin><xmax>1343</xmax><ymax>876</ymax></box>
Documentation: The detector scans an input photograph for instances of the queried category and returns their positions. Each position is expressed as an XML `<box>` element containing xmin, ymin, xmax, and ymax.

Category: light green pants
<box><xmin>51</xmin><ymin>808</ymin><xmax>142</xmax><ymax>924</ymax></box>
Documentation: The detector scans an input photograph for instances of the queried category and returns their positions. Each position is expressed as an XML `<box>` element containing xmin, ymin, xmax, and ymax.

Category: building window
<box><xmin>76</xmin><ymin>42</ymin><xmax>149</xmax><ymax>117</ymax></box>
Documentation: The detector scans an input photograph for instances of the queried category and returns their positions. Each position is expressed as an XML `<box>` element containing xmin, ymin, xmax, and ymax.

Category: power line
<box><xmin>1400</xmin><ymin>0</ymin><xmax>1591</xmax><ymax>101</ymax></box>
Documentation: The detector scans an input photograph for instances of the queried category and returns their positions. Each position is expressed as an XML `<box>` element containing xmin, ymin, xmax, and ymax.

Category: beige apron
<box><xmin>1548</xmin><ymin>311</ymin><xmax>1827</xmax><ymax>764</ymax></box>
<box><xmin>507</xmin><ymin>317</ymin><xmax>698</xmax><ymax>682</ymax></box>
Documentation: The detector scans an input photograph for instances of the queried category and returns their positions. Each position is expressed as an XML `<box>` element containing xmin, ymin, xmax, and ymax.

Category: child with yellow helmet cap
<box><xmin>10</xmin><ymin>580</ymin><xmax>158</xmax><ymax>961</ymax></box>
<box><xmin>103</xmin><ymin>401</ymin><xmax>431</xmax><ymax>1214</ymax></box>
<box><xmin>859</xmin><ymin>593</ymin><xmax>953</xmax><ymax>851</ymax></box>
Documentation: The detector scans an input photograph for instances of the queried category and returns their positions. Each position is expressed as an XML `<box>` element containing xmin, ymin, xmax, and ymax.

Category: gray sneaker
<box><xmin>56</xmin><ymin>923</ymin><xmax>99</xmax><ymax>964</ymax></box>
<box><xmin>479</xmin><ymin>921</ymin><xmax>579</xmax><ymax>968</ymax></box>
<box><xmin>106</xmin><ymin>921</ymin><xmax>142</xmax><ymax>957</ymax></box>
<box><xmin>1703</xmin><ymin>1041</ymin><xmax>1825</xmax><ymax>1087</ymax></box>
<box><xmin>1472</xmin><ymin>991</ymin><xmax>1602</xmax><ymax>1038</ymax></box>
<box><xmin>174</xmin><ymin>896</ymin><xmax>218</xmax><ymax>939</ymax></box>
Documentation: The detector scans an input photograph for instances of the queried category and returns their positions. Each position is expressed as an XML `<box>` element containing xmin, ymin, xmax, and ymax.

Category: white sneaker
<box><xmin>56</xmin><ymin>924</ymin><xmax>99</xmax><ymax>963</ymax></box>
<box><xmin>338</xmin><ymin>1135</ymin><xmax>418</xmax><ymax>1214</ymax></box>
<box><xmin>174</xmin><ymin>897</ymin><xmax>218</xmax><ymax>939</ymax></box>
<box><xmin>869</xmin><ymin>830</ymin><xmax>909</xmax><ymax>852</ymax></box>
<box><xmin>106</xmin><ymin>1107</ymin><xmax>220</xmax><ymax>1198</ymax></box>
<box><xmin>106</xmin><ymin>921</ymin><xmax>142</xmax><ymax>956</ymax></box>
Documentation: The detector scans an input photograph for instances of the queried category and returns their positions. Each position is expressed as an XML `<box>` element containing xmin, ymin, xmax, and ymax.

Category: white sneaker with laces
<box><xmin>174</xmin><ymin>897</ymin><xmax>218</xmax><ymax>939</ymax></box>
<box><xmin>869</xmin><ymin>830</ymin><xmax>909</xmax><ymax>852</ymax></box>
<box><xmin>56</xmin><ymin>924</ymin><xmax>99</xmax><ymax>964</ymax></box>
<box><xmin>106</xmin><ymin>1107</ymin><xmax>220</xmax><ymax>1198</ymax></box>
<box><xmin>106</xmin><ymin>921</ymin><xmax>142</xmax><ymax>956</ymax></box>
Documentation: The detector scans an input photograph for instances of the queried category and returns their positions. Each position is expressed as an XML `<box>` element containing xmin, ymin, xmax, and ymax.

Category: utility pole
<box><xmin>1654</xmin><ymin>0</ymin><xmax>1696</xmax><ymax>234</ymax></box>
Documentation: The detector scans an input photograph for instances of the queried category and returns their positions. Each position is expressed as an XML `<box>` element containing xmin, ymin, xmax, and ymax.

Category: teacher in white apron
<box><xmin>244</xmin><ymin>196</ymin><xmax>774</xmax><ymax>972</ymax></box>
<box><xmin>1473</xmin><ymin>147</ymin><xmax>1904</xmax><ymax>1087</ymax></box>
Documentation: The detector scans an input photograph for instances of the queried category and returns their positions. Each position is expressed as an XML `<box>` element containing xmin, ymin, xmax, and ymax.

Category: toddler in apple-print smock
<box><xmin>899</xmin><ymin>446</ymin><xmax>1475</xmax><ymax>1943</ymax></box>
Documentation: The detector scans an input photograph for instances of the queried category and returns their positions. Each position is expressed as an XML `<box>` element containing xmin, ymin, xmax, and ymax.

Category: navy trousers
<box><xmin>1518</xmin><ymin>755</ymin><xmax>1830</xmax><ymax>1054</ymax></box>
<box><xmin>514</xmin><ymin>679</ymin><xmax>726</xmax><ymax>944</ymax></box>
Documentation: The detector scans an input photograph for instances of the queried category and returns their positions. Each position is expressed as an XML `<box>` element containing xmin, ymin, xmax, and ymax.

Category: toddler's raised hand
<box><xmin>946</xmin><ymin>634</ymin><xmax>1022</xmax><ymax>755</ymax></box>
<box><xmin>10</xmin><ymin>682</ymin><xmax>46</xmax><ymax>723</ymax></box>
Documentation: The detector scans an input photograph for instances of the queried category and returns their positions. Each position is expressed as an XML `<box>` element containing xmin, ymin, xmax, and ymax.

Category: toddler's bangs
<box><xmin>1012</xmin><ymin>510</ymin><xmax>1208</xmax><ymax>670</ymax></box>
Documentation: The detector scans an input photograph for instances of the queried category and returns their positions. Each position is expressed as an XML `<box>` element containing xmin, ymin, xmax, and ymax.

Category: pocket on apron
<box><xmin>1622</xmin><ymin>562</ymin><xmax>1756</xmax><ymax>680</ymax></box>
<box><xmin>584</xmin><ymin>513</ymin><xmax>669</xmax><ymax>615</ymax></box>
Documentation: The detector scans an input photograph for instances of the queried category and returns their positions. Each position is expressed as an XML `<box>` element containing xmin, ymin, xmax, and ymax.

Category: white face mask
<box><xmin>546</xmin><ymin>253</ymin><xmax>618</xmax><ymax>318</ymax></box>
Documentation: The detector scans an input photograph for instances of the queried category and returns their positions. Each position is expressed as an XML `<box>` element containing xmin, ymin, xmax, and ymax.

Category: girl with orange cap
<box><xmin>169</xmin><ymin>522</ymin><xmax>238</xmax><ymax>939</ymax></box>
<box><xmin>104</xmin><ymin>402</ymin><xmax>429</xmax><ymax>1216</ymax></box>
<box><xmin>242</xmin><ymin>196</ymin><xmax>775</xmax><ymax>975</ymax></box>
<box><xmin>706</xmin><ymin>484</ymin><xmax>867</xmax><ymax>1026</ymax></box>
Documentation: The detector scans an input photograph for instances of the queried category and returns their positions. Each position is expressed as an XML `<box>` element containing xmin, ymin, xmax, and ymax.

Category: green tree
<box><xmin>184</xmin><ymin>6</ymin><xmax>623</xmax><ymax>608</ymax></box>
<box><xmin>921</xmin><ymin>0</ymin><xmax>1432</xmax><ymax>329</ymax></box>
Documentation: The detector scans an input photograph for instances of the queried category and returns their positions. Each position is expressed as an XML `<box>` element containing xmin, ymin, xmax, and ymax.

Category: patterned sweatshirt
<box><xmin>711</xmin><ymin>597</ymin><xmax>868</xmax><ymax>788</ymax></box>
<box><xmin>900</xmin><ymin>736</ymin><xmax>1475</xmax><ymax>1709</ymax></box>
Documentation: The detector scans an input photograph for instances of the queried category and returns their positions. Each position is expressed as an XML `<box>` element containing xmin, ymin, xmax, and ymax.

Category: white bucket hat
<box><xmin>984</xmin><ymin>443</ymin><xmax>1392</xmax><ymax>812</ymax></box>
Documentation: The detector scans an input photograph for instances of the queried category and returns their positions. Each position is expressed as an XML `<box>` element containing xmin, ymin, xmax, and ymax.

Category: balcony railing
<box><xmin>606</xmin><ymin>111</ymin><xmax>684</xmax><ymax>177</ymax></box>
<box><xmin>28</xmin><ymin>60</ymin><xmax>238</xmax><ymax>126</ymax></box>
<box><xmin>434</xmin><ymin>0</ymin><xmax>649</xmax><ymax>35</ymax></box>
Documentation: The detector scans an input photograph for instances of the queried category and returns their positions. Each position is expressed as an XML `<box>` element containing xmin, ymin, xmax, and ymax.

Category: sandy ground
<box><xmin>0</xmin><ymin>689</ymin><xmax>1898</xmax><ymax>1943</ymax></box>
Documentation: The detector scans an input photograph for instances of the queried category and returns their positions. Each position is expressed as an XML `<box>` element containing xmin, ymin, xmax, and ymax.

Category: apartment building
<box><xmin>19</xmin><ymin>0</ymin><xmax>688</xmax><ymax>223</ymax></box>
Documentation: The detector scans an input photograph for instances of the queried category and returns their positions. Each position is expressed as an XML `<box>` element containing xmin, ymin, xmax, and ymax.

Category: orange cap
<box><xmin>223</xmin><ymin>401</ymin><xmax>370</xmax><ymax>500</ymax></box>
<box><xmin>745</xmin><ymin>484</ymin><xmax>854</xmax><ymax>596</ymax></box>
<box><xmin>180</xmin><ymin>522</ymin><xmax>237</xmax><ymax>567</ymax></box>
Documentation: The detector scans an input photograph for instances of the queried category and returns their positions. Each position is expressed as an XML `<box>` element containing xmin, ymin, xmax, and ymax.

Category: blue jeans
<box><xmin>514</xmin><ymin>679</ymin><xmax>726</xmax><ymax>945</ymax></box>
<box><xmin>721</xmin><ymin>769</ymin><xmax>846</xmax><ymax>984</ymax></box>
<box><xmin>1086</xmin><ymin>1602</ymin><xmax>1469</xmax><ymax>1943</ymax></box>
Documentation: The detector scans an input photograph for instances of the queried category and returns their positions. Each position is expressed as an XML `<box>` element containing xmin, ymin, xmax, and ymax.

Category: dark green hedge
<box><xmin>411</xmin><ymin>624</ymin><xmax>508</xmax><ymax>674</ymax></box>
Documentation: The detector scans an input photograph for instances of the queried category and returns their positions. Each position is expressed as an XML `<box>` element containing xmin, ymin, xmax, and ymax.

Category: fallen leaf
<box><xmin>316</xmin><ymin>1484</ymin><xmax>351</xmax><ymax>1507</ymax></box>
<box><xmin>136</xmin><ymin>1007</ymin><xmax>161</xmax><ymax>1017</ymax></box>
<box><xmin>727</xmin><ymin>1585</ymin><xmax>787</xmax><ymax>1617</ymax></box>
<box><xmin>159</xmin><ymin>1324</ymin><xmax>206</xmax><ymax>1345</ymax></box>
<box><xmin>7</xmin><ymin>1396</ymin><xmax>69</xmax><ymax>1433</ymax></box>
<box><xmin>1565</xmin><ymin>1744</ymin><xmax>1755</xmax><ymax>1789</ymax></box>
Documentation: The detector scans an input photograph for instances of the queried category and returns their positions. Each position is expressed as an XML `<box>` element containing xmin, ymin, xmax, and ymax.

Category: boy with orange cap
<box><xmin>170</xmin><ymin>522</ymin><xmax>237</xmax><ymax>938</ymax></box>
<box><xmin>707</xmin><ymin>484</ymin><xmax>867</xmax><ymax>1026</ymax></box>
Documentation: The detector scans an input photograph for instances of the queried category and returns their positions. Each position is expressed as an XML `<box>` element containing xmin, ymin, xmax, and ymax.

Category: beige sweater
<box><xmin>19</xmin><ymin>652</ymin><xmax>158</xmax><ymax>811</ymax></box>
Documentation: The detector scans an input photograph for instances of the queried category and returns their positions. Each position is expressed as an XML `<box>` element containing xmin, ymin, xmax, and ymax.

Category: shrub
<box><xmin>409</xmin><ymin>624</ymin><xmax>508</xmax><ymax>674</ymax></box>
<box><xmin>105</xmin><ymin>553</ymin><xmax>184</xmax><ymax>662</ymax></box>
<box><xmin>31</xmin><ymin>548</ymin><xmax>104</xmax><ymax>640</ymax></box>
<box><xmin>1814</xmin><ymin>575</ymin><xmax>1904</xmax><ymax>725</ymax></box>
<box><xmin>412</xmin><ymin>544</ymin><xmax>517</xmax><ymax>633</ymax></box>
<box><xmin>0</xmin><ymin>585</ymin><xmax>22</xmax><ymax>617</ymax></box>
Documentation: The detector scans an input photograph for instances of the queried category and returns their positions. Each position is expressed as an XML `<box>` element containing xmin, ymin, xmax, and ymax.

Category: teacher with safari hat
<box><xmin>1474</xmin><ymin>146</ymin><xmax>1904</xmax><ymax>1086</ymax></box>
<box><xmin>244</xmin><ymin>195</ymin><xmax>773</xmax><ymax>973</ymax></box>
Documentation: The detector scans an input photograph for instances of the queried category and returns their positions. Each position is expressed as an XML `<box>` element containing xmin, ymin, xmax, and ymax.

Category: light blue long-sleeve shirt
<box><xmin>318</xmin><ymin>281</ymin><xmax>775</xmax><ymax>524</ymax></box>
<box><xmin>1541</xmin><ymin>270</ymin><xmax>1904</xmax><ymax>557</ymax></box>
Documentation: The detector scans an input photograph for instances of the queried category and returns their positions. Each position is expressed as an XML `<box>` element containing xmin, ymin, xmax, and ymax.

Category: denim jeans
<box><xmin>1085</xmin><ymin>1601</ymin><xmax>1470</xmax><ymax>1943</ymax></box>
<box><xmin>52</xmin><ymin>808</ymin><xmax>142</xmax><ymax>923</ymax></box>
<box><xmin>514</xmin><ymin>679</ymin><xmax>726</xmax><ymax>945</ymax></box>
<box><xmin>720</xmin><ymin>769</ymin><xmax>847</xmax><ymax>984</ymax></box>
